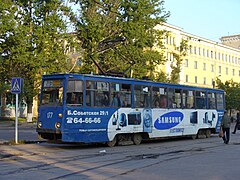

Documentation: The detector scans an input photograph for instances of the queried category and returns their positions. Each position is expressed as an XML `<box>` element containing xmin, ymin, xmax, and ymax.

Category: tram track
<box><xmin>0</xmin><ymin>151</ymin><xmax>125</xmax><ymax>176</ymax></box>
<box><xmin>48</xmin><ymin>145</ymin><xmax>212</xmax><ymax>180</ymax></box>
<box><xmin>0</xmin><ymin>136</ymin><xmax>228</xmax><ymax>179</ymax></box>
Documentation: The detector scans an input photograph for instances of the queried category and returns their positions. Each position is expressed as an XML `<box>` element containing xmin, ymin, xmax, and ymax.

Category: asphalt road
<box><xmin>0</xmin><ymin>121</ymin><xmax>39</xmax><ymax>143</ymax></box>
<box><xmin>1</xmin><ymin>122</ymin><xmax>240</xmax><ymax>180</ymax></box>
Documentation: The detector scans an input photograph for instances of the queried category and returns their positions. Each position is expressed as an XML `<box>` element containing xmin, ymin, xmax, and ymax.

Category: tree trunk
<box><xmin>26</xmin><ymin>97</ymin><xmax>33</xmax><ymax>122</ymax></box>
<box><xmin>1</xmin><ymin>93</ymin><xmax>6</xmax><ymax>117</ymax></box>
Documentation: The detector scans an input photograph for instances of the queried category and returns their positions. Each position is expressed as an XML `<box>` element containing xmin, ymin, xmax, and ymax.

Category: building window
<box><xmin>203</xmin><ymin>48</ymin><xmax>205</xmax><ymax>56</ymax></box>
<box><xmin>239</xmin><ymin>70</ymin><xmax>240</xmax><ymax>76</ymax></box>
<box><xmin>186</xmin><ymin>75</ymin><xmax>188</xmax><ymax>82</ymax></box>
<box><xmin>215</xmin><ymin>52</ymin><xmax>217</xmax><ymax>59</ymax></box>
<box><xmin>185</xmin><ymin>59</ymin><xmax>188</xmax><ymax>67</ymax></box>
<box><xmin>233</xmin><ymin>69</ymin><xmax>235</xmax><ymax>76</ymax></box>
<box><xmin>195</xmin><ymin>76</ymin><xmax>198</xmax><ymax>83</ymax></box>
<box><xmin>226</xmin><ymin>67</ymin><xmax>228</xmax><ymax>75</ymax></box>
<box><xmin>199</xmin><ymin>47</ymin><xmax>201</xmax><ymax>55</ymax></box>
<box><xmin>229</xmin><ymin>55</ymin><xmax>231</xmax><ymax>63</ymax></box>
<box><xmin>207</xmin><ymin>50</ymin><xmax>209</xmax><ymax>57</ymax></box>
<box><xmin>194</xmin><ymin>47</ymin><xmax>197</xmax><ymax>54</ymax></box>
<box><xmin>203</xmin><ymin>63</ymin><xmax>206</xmax><ymax>70</ymax></box>
<box><xmin>211</xmin><ymin>64</ymin><xmax>214</xmax><ymax>72</ymax></box>
<box><xmin>226</xmin><ymin>54</ymin><xmax>227</xmax><ymax>62</ymax></box>
<box><xmin>194</xmin><ymin>61</ymin><xmax>197</xmax><ymax>69</ymax></box>
<box><xmin>173</xmin><ymin>37</ymin><xmax>175</xmax><ymax>45</ymax></box>
<box><xmin>219</xmin><ymin>66</ymin><xmax>221</xmax><ymax>73</ymax></box>
<box><xmin>218</xmin><ymin>52</ymin><xmax>220</xmax><ymax>60</ymax></box>
<box><xmin>222</xmin><ymin>53</ymin><xmax>224</xmax><ymax>61</ymax></box>
<box><xmin>203</xmin><ymin>77</ymin><xmax>206</xmax><ymax>85</ymax></box>
<box><xmin>168</xmin><ymin>53</ymin><xmax>173</xmax><ymax>61</ymax></box>
<box><xmin>211</xmin><ymin>51</ymin><xmax>213</xmax><ymax>59</ymax></box>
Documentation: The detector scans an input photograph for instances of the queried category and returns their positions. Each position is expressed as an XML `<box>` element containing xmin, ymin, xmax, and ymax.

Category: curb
<box><xmin>0</xmin><ymin>140</ymin><xmax>46</xmax><ymax>146</ymax></box>
<box><xmin>0</xmin><ymin>122</ymin><xmax>37</xmax><ymax>128</ymax></box>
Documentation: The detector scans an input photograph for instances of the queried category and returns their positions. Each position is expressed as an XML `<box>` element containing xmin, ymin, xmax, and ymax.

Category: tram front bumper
<box><xmin>36</xmin><ymin>128</ymin><xmax>61</xmax><ymax>134</ymax></box>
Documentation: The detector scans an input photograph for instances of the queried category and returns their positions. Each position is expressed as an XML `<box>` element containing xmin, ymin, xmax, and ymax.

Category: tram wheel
<box><xmin>133</xmin><ymin>134</ymin><xmax>142</xmax><ymax>145</ymax></box>
<box><xmin>191</xmin><ymin>134</ymin><xmax>197</xmax><ymax>140</ymax></box>
<box><xmin>107</xmin><ymin>136</ymin><xmax>117</xmax><ymax>147</ymax></box>
<box><xmin>197</xmin><ymin>130</ymin><xmax>206</xmax><ymax>139</ymax></box>
<box><xmin>206</xmin><ymin>129</ymin><xmax>211</xmax><ymax>138</ymax></box>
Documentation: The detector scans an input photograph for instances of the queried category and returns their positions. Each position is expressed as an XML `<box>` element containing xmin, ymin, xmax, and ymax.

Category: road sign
<box><xmin>11</xmin><ymin>78</ymin><xmax>22</xmax><ymax>94</ymax></box>
<box><xmin>11</xmin><ymin>77</ymin><xmax>23</xmax><ymax>144</ymax></box>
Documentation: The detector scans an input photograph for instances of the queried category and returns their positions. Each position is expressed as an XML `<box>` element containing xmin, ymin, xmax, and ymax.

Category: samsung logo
<box><xmin>158</xmin><ymin>116</ymin><xmax>182</xmax><ymax>123</ymax></box>
<box><xmin>154</xmin><ymin>111</ymin><xmax>184</xmax><ymax>130</ymax></box>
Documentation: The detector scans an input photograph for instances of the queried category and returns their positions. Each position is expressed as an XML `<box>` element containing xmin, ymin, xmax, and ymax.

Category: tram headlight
<box><xmin>38</xmin><ymin>121</ymin><xmax>42</xmax><ymax>128</ymax></box>
<box><xmin>58</xmin><ymin>113</ymin><xmax>63</xmax><ymax>118</ymax></box>
<box><xmin>55</xmin><ymin>122</ymin><xmax>61</xmax><ymax>129</ymax></box>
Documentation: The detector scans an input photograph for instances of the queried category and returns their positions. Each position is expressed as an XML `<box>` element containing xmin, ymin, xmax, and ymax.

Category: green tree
<box><xmin>169</xmin><ymin>39</ymin><xmax>188</xmax><ymax>83</ymax></box>
<box><xmin>0</xmin><ymin>1</ymin><xmax>16</xmax><ymax>90</ymax></box>
<box><xmin>216</xmin><ymin>78</ymin><xmax>240</xmax><ymax>114</ymax></box>
<box><xmin>73</xmin><ymin>0</ymin><xmax>169</xmax><ymax>79</ymax></box>
<box><xmin>0</xmin><ymin>0</ymin><xmax>75</xmax><ymax>119</ymax></box>
<box><xmin>154</xmin><ymin>38</ymin><xmax>189</xmax><ymax>83</ymax></box>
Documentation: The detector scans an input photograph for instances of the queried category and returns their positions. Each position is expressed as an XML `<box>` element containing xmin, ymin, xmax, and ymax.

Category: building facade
<box><xmin>155</xmin><ymin>23</ymin><xmax>240</xmax><ymax>88</ymax></box>
<box><xmin>1</xmin><ymin>22</ymin><xmax>240</xmax><ymax>118</ymax></box>
<box><xmin>221</xmin><ymin>34</ymin><xmax>240</xmax><ymax>50</ymax></box>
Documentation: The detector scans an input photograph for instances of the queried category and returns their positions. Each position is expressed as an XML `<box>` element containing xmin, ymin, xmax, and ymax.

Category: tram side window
<box><xmin>66</xmin><ymin>80</ymin><xmax>83</xmax><ymax>106</ymax></box>
<box><xmin>195</xmin><ymin>91</ymin><xmax>206</xmax><ymax>109</ymax></box>
<box><xmin>168</xmin><ymin>88</ymin><xmax>182</xmax><ymax>108</ymax></box>
<box><xmin>111</xmin><ymin>83</ymin><xmax>131</xmax><ymax>107</ymax></box>
<box><xmin>208</xmin><ymin>92</ymin><xmax>216</xmax><ymax>109</ymax></box>
<box><xmin>175</xmin><ymin>89</ymin><xmax>182</xmax><ymax>108</ymax></box>
<box><xmin>168</xmin><ymin>88</ymin><xmax>174</xmax><ymax>108</ymax></box>
<box><xmin>216</xmin><ymin>93</ymin><xmax>224</xmax><ymax>110</ymax></box>
<box><xmin>183</xmin><ymin>90</ymin><xmax>194</xmax><ymax>109</ymax></box>
<box><xmin>152</xmin><ymin>86</ymin><xmax>167</xmax><ymax>108</ymax></box>
<box><xmin>134</xmin><ymin>85</ymin><xmax>151</xmax><ymax>108</ymax></box>
<box><xmin>86</xmin><ymin>81</ymin><xmax>110</xmax><ymax>107</ymax></box>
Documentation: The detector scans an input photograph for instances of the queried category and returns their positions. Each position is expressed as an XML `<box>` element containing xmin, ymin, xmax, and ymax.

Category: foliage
<box><xmin>155</xmin><ymin>39</ymin><xmax>189</xmax><ymax>83</ymax></box>
<box><xmin>72</xmin><ymin>0</ymin><xmax>170</xmax><ymax>79</ymax></box>
<box><xmin>0</xmin><ymin>0</ymin><xmax>75</xmax><ymax>113</ymax></box>
<box><xmin>216</xmin><ymin>78</ymin><xmax>240</xmax><ymax>111</ymax></box>
<box><xmin>169</xmin><ymin>39</ymin><xmax>188</xmax><ymax>83</ymax></box>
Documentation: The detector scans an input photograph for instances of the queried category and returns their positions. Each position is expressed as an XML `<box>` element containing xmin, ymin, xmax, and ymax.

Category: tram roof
<box><xmin>42</xmin><ymin>73</ymin><xmax>224</xmax><ymax>93</ymax></box>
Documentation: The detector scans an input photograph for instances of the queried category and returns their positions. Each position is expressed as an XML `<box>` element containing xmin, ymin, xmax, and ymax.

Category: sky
<box><xmin>164</xmin><ymin>0</ymin><xmax>240</xmax><ymax>42</ymax></box>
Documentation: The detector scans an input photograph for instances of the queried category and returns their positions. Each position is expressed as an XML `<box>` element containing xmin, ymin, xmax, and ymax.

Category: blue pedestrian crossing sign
<box><xmin>11</xmin><ymin>78</ymin><xmax>22</xmax><ymax>94</ymax></box>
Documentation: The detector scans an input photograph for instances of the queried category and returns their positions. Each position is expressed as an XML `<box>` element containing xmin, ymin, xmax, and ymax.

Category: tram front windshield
<box><xmin>41</xmin><ymin>79</ymin><xmax>64</xmax><ymax>106</ymax></box>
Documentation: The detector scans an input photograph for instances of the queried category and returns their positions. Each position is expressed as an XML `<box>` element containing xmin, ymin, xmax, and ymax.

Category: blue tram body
<box><xmin>37</xmin><ymin>74</ymin><xmax>225</xmax><ymax>146</ymax></box>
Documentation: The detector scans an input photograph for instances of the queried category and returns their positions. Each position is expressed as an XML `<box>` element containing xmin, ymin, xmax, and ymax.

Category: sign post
<box><xmin>11</xmin><ymin>78</ymin><xmax>22</xmax><ymax>144</ymax></box>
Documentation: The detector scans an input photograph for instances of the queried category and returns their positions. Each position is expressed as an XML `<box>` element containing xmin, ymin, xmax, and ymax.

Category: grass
<box><xmin>1</xmin><ymin>139</ymin><xmax>38</xmax><ymax>145</ymax></box>
<box><xmin>0</xmin><ymin>117</ymin><xmax>27</xmax><ymax>123</ymax></box>
<box><xmin>0</xmin><ymin>117</ymin><xmax>37</xmax><ymax>123</ymax></box>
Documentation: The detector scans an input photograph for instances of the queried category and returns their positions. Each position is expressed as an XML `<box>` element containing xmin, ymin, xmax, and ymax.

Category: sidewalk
<box><xmin>0</xmin><ymin>120</ymin><xmax>36</xmax><ymax>128</ymax></box>
<box><xmin>0</xmin><ymin>120</ymin><xmax>39</xmax><ymax>144</ymax></box>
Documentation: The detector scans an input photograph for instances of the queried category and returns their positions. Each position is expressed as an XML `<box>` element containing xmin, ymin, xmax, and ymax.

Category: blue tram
<box><xmin>37</xmin><ymin>74</ymin><xmax>225</xmax><ymax>146</ymax></box>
